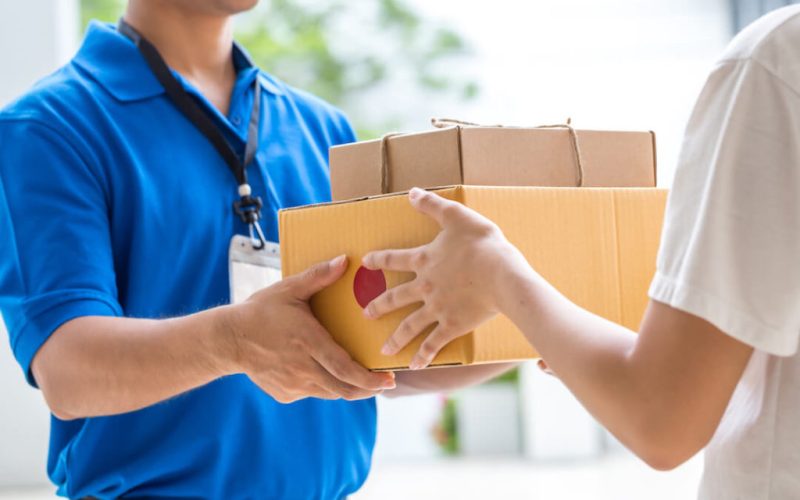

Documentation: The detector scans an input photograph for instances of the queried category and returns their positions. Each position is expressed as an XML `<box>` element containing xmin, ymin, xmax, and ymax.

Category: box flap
<box><xmin>460</xmin><ymin>128</ymin><xmax>656</xmax><ymax>188</ymax></box>
<box><xmin>330</xmin><ymin>128</ymin><xmax>463</xmax><ymax>201</ymax></box>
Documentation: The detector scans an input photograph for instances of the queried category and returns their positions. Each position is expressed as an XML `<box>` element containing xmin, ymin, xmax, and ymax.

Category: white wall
<box><xmin>0</xmin><ymin>0</ymin><xmax>79</xmax><ymax>487</ymax></box>
<box><xmin>400</xmin><ymin>0</ymin><xmax>732</xmax><ymax>187</ymax></box>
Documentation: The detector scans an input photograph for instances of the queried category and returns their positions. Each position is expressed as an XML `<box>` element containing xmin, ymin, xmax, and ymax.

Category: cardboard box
<box><xmin>330</xmin><ymin>125</ymin><xmax>657</xmax><ymax>201</ymax></box>
<box><xmin>279</xmin><ymin>186</ymin><xmax>667</xmax><ymax>370</ymax></box>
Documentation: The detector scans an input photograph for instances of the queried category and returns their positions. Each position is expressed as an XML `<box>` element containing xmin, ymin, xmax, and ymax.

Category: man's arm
<box><xmin>33</xmin><ymin>256</ymin><xmax>396</xmax><ymax>420</ymax></box>
<box><xmin>34</xmin><ymin>310</ymin><xmax>229</xmax><ymax>420</ymax></box>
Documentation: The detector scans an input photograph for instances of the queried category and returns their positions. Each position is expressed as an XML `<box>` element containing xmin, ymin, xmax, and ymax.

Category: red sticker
<box><xmin>353</xmin><ymin>266</ymin><xmax>387</xmax><ymax>309</ymax></box>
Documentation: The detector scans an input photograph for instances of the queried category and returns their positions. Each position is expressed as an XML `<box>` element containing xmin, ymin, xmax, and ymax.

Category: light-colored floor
<box><xmin>0</xmin><ymin>454</ymin><xmax>703</xmax><ymax>500</ymax></box>
<box><xmin>355</xmin><ymin>455</ymin><xmax>703</xmax><ymax>500</ymax></box>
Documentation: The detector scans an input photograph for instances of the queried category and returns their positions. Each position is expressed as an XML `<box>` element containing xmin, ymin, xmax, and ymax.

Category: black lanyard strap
<box><xmin>118</xmin><ymin>19</ymin><xmax>266</xmax><ymax>246</ymax></box>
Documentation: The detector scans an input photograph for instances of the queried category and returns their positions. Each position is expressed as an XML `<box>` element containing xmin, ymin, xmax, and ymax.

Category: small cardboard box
<box><xmin>330</xmin><ymin>124</ymin><xmax>657</xmax><ymax>201</ymax></box>
<box><xmin>279</xmin><ymin>186</ymin><xmax>667</xmax><ymax>370</ymax></box>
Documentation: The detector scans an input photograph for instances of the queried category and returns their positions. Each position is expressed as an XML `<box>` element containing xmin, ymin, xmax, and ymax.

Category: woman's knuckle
<box><xmin>427</xmin><ymin>299</ymin><xmax>443</xmax><ymax>314</ymax></box>
<box><xmin>418</xmin><ymin>278</ymin><xmax>434</xmax><ymax>296</ymax></box>
<box><xmin>365</xmin><ymin>300</ymin><xmax>378</xmax><ymax>317</ymax></box>
<box><xmin>439</xmin><ymin>316</ymin><xmax>458</xmax><ymax>330</ymax></box>
<box><xmin>442</xmin><ymin>205</ymin><xmax>461</xmax><ymax>220</ymax></box>
<box><xmin>418</xmin><ymin>342</ymin><xmax>435</xmax><ymax>359</ymax></box>
<box><xmin>401</xmin><ymin>318</ymin><xmax>416</xmax><ymax>336</ymax></box>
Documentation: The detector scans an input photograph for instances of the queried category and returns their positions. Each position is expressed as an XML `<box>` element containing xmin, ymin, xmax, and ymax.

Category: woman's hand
<box><xmin>362</xmin><ymin>187</ymin><xmax>533</xmax><ymax>369</ymax></box>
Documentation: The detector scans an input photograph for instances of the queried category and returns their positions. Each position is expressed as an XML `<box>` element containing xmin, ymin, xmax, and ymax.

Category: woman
<box><xmin>362</xmin><ymin>5</ymin><xmax>800</xmax><ymax>499</ymax></box>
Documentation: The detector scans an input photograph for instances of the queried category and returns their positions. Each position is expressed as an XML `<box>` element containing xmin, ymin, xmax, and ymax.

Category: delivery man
<box><xmin>0</xmin><ymin>0</ymin><xmax>510</xmax><ymax>498</ymax></box>
<box><xmin>362</xmin><ymin>5</ymin><xmax>800</xmax><ymax>499</ymax></box>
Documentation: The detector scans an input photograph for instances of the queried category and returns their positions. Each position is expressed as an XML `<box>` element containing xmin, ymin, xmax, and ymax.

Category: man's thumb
<box><xmin>290</xmin><ymin>255</ymin><xmax>348</xmax><ymax>300</ymax></box>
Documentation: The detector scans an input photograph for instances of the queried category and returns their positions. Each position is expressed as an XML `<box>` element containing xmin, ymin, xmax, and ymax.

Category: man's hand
<box><xmin>33</xmin><ymin>257</ymin><xmax>394</xmax><ymax>420</ymax></box>
<box><xmin>227</xmin><ymin>255</ymin><xmax>396</xmax><ymax>403</ymax></box>
<box><xmin>362</xmin><ymin>188</ymin><xmax>531</xmax><ymax>369</ymax></box>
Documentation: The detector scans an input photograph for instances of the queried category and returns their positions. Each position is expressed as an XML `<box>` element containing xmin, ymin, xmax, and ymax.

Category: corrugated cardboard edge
<box><xmin>279</xmin><ymin>185</ymin><xmax>461</xmax><ymax>212</ymax></box>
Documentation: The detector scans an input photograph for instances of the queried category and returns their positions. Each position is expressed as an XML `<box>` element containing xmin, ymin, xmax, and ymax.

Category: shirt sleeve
<box><xmin>0</xmin><ymin>118</ymin><xmax>122</xmax><ymax>386</ymax></box>
<box><xmin>330</xmin><ymin>108</ymin><xmax>358</xmax><ymax>146</ymax></box>
<box><xmin>649</xmin><ymin>58</ymin><xmax>800</xmax><ymax>356</ymax></box>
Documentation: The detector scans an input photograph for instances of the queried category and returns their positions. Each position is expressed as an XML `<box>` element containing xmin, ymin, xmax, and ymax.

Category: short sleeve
<box><xmin>0</xmin><ymin>119</ymin><xmax>122</xmax><ymax>386</ymax></box>
<box><xmin>649</xmin><ymin>58</ymin><xmax>800</xmax><ymax>356</ymax></box>
<box><xmin>330</xmin><ymin>109</ymin><xmax>358</xmax><ymax>146</ymax></box>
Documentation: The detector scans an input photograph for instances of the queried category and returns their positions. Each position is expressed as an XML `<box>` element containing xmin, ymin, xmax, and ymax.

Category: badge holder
<box><xmin>229</xmin><ymin>183</ymin><xmax>281</xmax><ymax>304</ymax></box>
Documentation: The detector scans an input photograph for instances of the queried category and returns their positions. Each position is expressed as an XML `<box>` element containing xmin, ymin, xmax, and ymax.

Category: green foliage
<box><xmin>433</xmin><ymin>397</ymin><xmax>459</xmax><ymax>455</ymax></box>
<box><xmin>80</xmin><ymin>0</ymin><xmax>124</xmax><ymax>29</ymax></box>
<box><xmin>490</xmin><ymin>366</ymin><xmax>520</xmax><ymax>384</ymax></box>
<box><xmin>79</xmin><ymin>0</ymin><xmax>478</xmax><ymax>138</ymax></box>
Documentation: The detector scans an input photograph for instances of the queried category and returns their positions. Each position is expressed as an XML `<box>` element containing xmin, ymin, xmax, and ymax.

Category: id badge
<box><xmin>228</xmin><ymin>235</ymin><xmax>282</xmax><ymax>304</ymax></box>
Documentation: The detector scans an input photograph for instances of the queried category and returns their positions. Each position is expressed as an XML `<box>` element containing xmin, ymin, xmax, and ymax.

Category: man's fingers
<box><xmin>381</xmin><ymin>308</ymin><xmax>436</xmax><ymax>356</ymax></box>
<box><xmin>309</xmin><ymin>362</ymin><xmax>379</xmax><ymax>401</ymax></box>
<box><xmin>290</xmin><ymin>254</ymin><xmax>349</xmax><ymax>300</ymax></box>
<box><xmin>409</xmin><ymin>325</ymin><xmax>465</xmax><ymax>370</ymax></box>
<box><xmin>311</xmin><ymin>332</ymin><xmax>396</xmax><ymax>391</ymax></box>
<box><xmin>364</xmin><ymin>281</ymin><xmax>423</xmax><ymax>319</ymax></box>
<box><xmin>408</xmin><ymin>187</ymin><xmax>465</xmax><ymax>227</ymax></box>
<box><xmin>537</xmin><ymin>358</ymin><xmax>557</xmax><ymax>377</ymax></box>
<box><xmin>362</xmin><ymin>248</ymin><xmax>418</xmax><ymax>272</ymax></box>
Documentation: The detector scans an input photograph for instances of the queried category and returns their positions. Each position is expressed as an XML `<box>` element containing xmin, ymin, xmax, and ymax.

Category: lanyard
<box><xmin>117</xmin><ymin>19</ymin><xmax>267</xmax><ymax>248</ymax></box>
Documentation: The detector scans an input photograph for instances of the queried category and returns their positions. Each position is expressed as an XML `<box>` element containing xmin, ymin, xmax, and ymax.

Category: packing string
<box><xmin>379</xmin><ymin>132</ymin><xmax>403</xmax><ymax>194</ymax></box>
<box><xmin>430</xmin><ymin>117</ymin><xmax>585</xmax><ymax>187</ymax></box>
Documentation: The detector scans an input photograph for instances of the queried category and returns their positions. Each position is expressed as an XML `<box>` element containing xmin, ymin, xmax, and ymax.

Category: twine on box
<box><xmin>378</xmin><ymin>118</ymin><xmax>585</xmax><ymax>194</ymax></box>
<box><xmin>379</xmin><ymin>132</ymin><xmax>404</xmax><ymax>194</ymax></box>
<box><xmin>430</xmin><ymin>117</ymin><xmax>585</xmax><ymax>187</ymax></box>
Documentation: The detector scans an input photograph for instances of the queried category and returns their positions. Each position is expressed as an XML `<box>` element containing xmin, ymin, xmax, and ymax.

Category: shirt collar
<box><xmin>73</xmin><ymin>21</ymin><xmax>284</xmax><ymax>102</ymax></box>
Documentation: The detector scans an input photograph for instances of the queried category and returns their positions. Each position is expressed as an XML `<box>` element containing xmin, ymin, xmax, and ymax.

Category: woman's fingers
<box><xmin>362</xmin><ymin>248</ymin><xmax>419</xmax><ymax>272</ymax></box>
<box><xmin>381</xmin><ymin>307</ymin><xmax>437</xmax><ymax>356</ymax></box>
<box><xmin>408</xmin><ymin>187</ymin><xmax>467</xmax><ymax>227</ymax></box>
<box><xmin>364</xmin><ymin>280</ymin><xmax>423</xmax><ymax>319</ymax></box>
<box><xmin>409</xmin><ymin>324</ymin><xmax>466</xmax><ymax>370</ymax></box>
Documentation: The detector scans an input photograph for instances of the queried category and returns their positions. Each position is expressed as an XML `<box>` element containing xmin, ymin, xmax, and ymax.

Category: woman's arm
<box><xmin>363</xmin><ymin>188</ymin><xmax>753</xmax><ymax>469</ymax></box>
<box><xmin>388</xmin><ymin>363</ymin><xmax>517</xmax><ymax>397</ymax></box>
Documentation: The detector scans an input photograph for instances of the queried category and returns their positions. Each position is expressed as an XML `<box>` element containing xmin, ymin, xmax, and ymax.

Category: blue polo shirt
<box><xmin>0</xmin><ymin>22</ymin><xmax>376</xmax><ymax>499</ymax></box>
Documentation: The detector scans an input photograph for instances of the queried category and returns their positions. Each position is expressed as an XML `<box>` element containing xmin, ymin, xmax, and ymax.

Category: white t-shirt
<box><xmin>648</xmin><ymin>5</ymin><xmax>800</xmax><ymax>499</ymax></box>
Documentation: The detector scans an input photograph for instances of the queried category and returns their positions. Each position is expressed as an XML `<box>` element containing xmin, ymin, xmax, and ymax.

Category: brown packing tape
<box><xmin>376</xmin><ymin>118</ymin><xmax>587</xmax><ymax>193</ymax></box>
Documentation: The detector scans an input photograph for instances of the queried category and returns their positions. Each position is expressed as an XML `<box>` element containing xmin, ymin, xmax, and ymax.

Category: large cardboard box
<box><xmin>279</xmin><ymin>186</ymin><xmax>667</xmax><ymax>370</ymax></box>
<box><xmin>330</xmin><ymin>124</ymin><xmax>657</xmax><ymax>201</ymax></box>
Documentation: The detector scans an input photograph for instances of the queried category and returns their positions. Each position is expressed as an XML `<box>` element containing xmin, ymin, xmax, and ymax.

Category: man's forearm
<box><xmin>389</xmin><ymin>363</ymin><xmax>516</xmax><ymax>397</ymax></box>
<box><xmin>32</xmin><ymin>306</ymin><xmax>237</xmax><ymax>420</ymax></box>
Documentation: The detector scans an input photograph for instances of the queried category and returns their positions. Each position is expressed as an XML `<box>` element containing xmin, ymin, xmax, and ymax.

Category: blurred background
<box><xmin>0</xmin><ymin>0</ymin><xmax>796</xmax><ymax>498</ymax></box>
